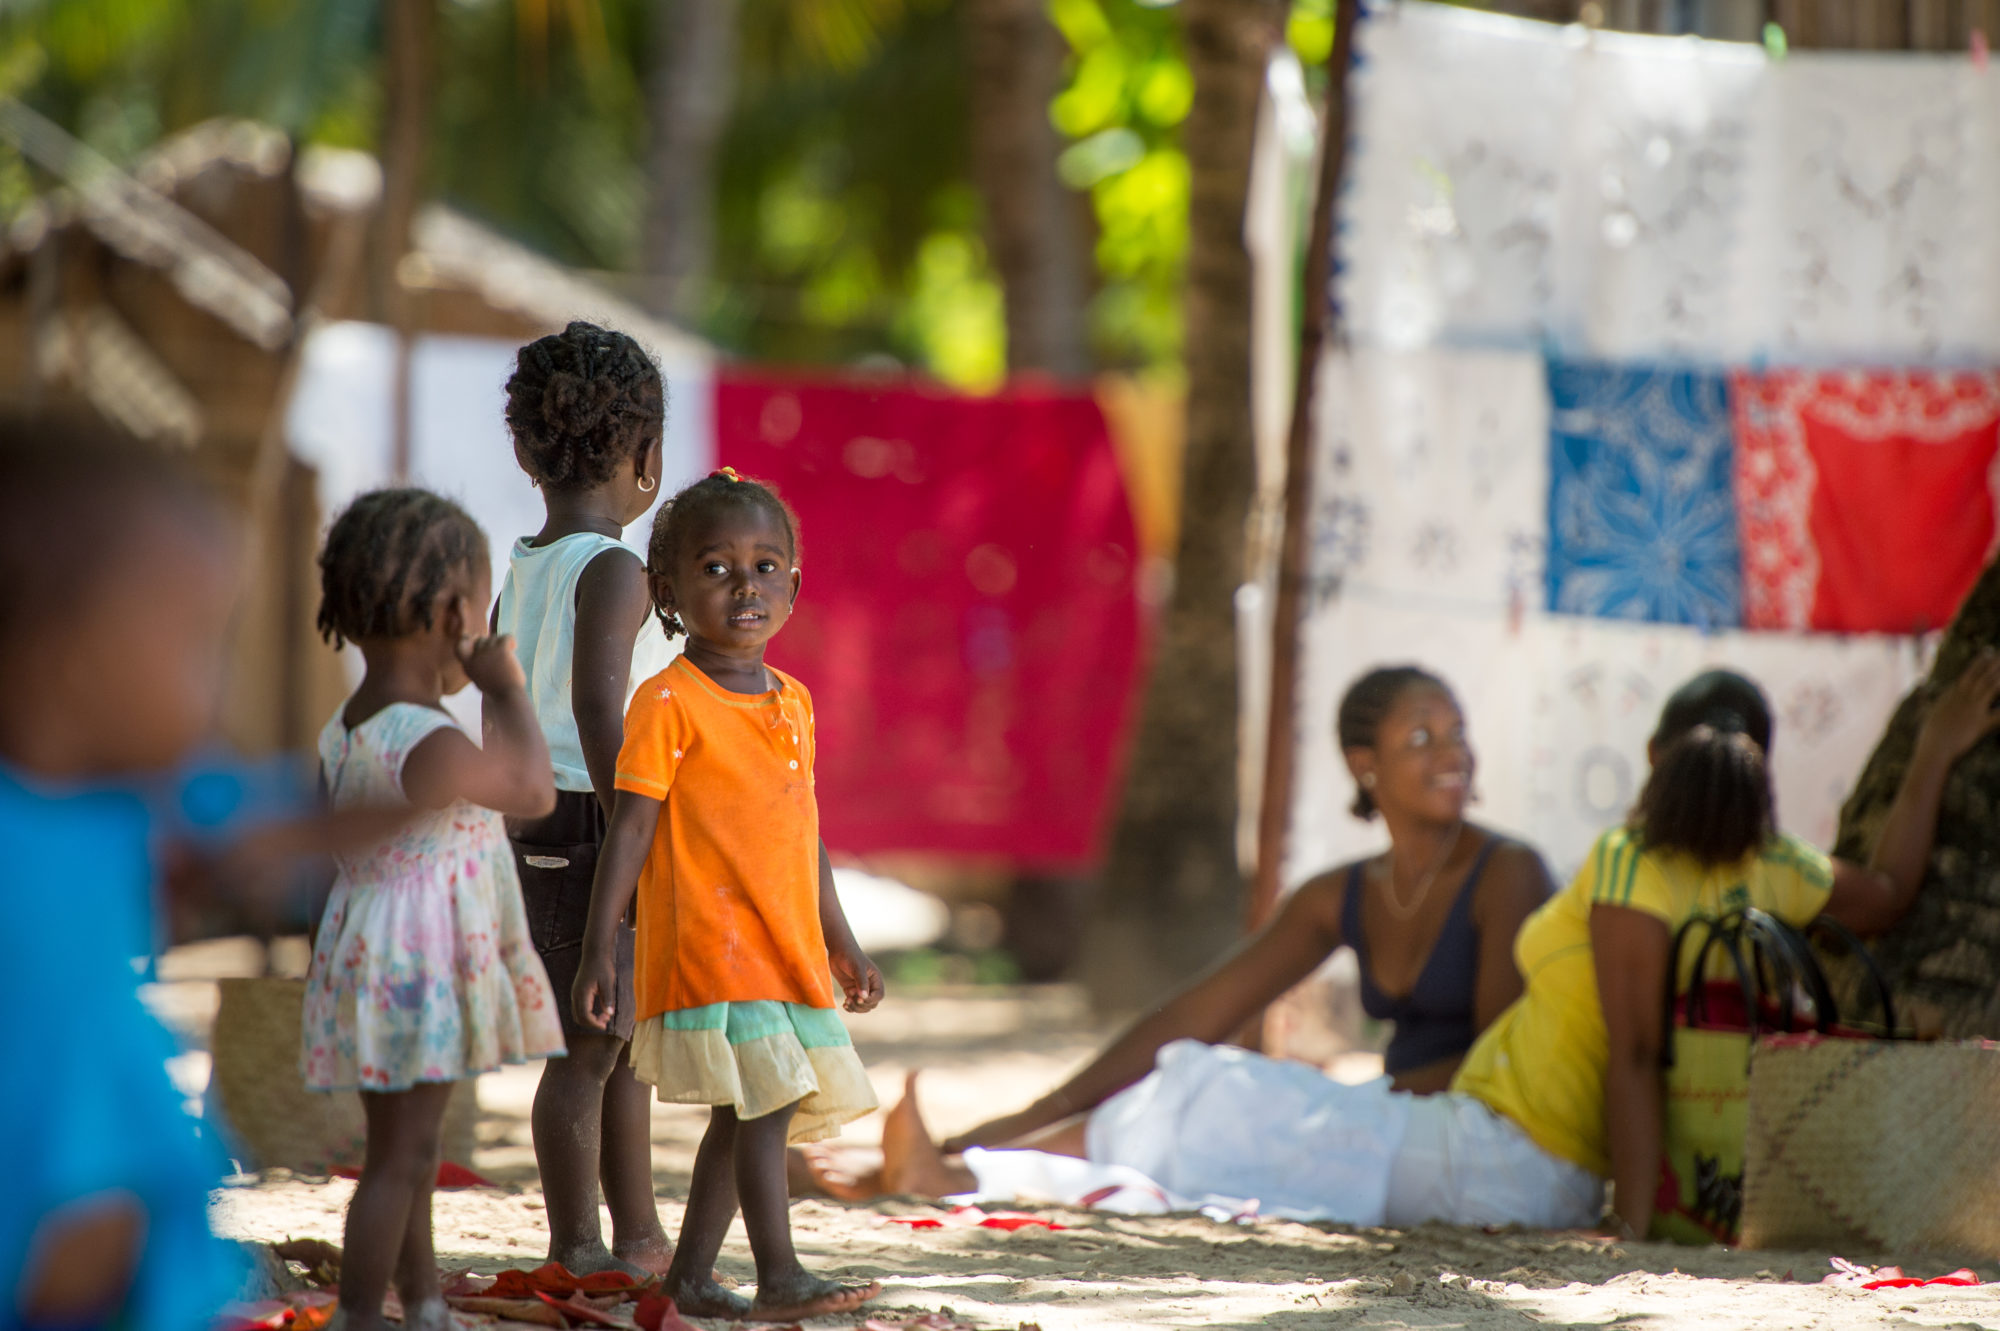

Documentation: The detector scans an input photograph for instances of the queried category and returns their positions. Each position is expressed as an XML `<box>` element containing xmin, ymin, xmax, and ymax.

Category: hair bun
<box><xmin>542</xmin><ymin>369</ymin><xmax>622</xmax><ymax>439</ymax></box>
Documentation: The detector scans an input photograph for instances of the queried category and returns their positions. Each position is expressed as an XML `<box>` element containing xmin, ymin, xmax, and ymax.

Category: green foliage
<box><xmin>1045</xmin><ymin>0</ymin><xmax>1186</xmax><ymax>367</ymax></box>
<box><xmin>1286</xmin><ymin>0</ymin><xmax>1336</xmax><ymax>66</ymax></box>
<box><xmin>708</xmin><ymin>1</ymin><xmax>991</xmax><ymax>381</ymax></box>
<box><xmin>0</xmin><ymin>0</ymin><xmax>1335</xmax><ymax>389</ymax></box>
<box><xmin>429</xmin><ymin>0</ymin><xmax>649</xmax><ymax>270</ymax></box>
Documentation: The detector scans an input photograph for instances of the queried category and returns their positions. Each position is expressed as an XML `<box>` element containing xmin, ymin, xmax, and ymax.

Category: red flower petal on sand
<box><xmin>213</xmin><ymin>1300</ymin><xmax>292</xmax><ymax>1330</ymax></box>
<box><xmin>882</xmin><ymin>1216</ymin><xmax>946</xmax><ymax>1229</ymax></box>
<box><xmin>445</xmin><ymin>1294</ymin><xmax>567</xmax><ymax>1325</ymax></box>
<box><xmin>435</xmin><ymin>1160</ymin><xmax>496</xmax><ymax>1189</ymax></box>
<box><xmin>1863</xmin><ymin>1269</ymin><xmax>1981</xmax><ymax>1290</ymax></box>
<box><xmin>489</xmin><ymin>1261</ymin><xmax>587</xmax><ymax>1295</ymax></box>
<box><xmin>634</xmin><ymin>1294</ymin><xmax>705</xmax><ymax>1331</ymax></box>
<box><xmin>973</xmin><ymin>1212</ymin><xmax>1066</xmax><ymax>1232</ymax></box>
<box><xmin>535</xmin><ymin>1290</ymin><xmax>628</xmax><ymax>1326</ymax></box>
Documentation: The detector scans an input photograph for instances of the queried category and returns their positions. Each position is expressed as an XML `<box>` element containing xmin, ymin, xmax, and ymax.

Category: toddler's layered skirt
<box><xmin>632</xmin><ymin>1000</ymin><xmax>877</xmax><ymax>1143</ymax></box>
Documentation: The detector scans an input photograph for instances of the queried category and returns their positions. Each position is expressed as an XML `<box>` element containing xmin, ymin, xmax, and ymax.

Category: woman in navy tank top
<box><xmin>806</xmin><ymin>666</ymin><xmax>1555</xmax><ymax>1201</ymax></box>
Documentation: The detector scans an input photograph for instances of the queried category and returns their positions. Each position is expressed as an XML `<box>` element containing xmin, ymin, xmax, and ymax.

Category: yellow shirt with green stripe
<box><xmin>1450</xmin><ymin>826</ymin><xmax>1834</xmax><ymax>1176</ymax></box>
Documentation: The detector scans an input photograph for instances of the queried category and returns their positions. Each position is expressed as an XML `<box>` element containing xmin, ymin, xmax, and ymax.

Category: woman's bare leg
<box><xmin>807</xmin><ymin>1071</ymin><xmax>1093</xmax><ymax>1201</ymax></box>
<box><xmin>877</xmin><ymin>1072</ymin><xmax>1089</xmax><ymax>1198</ymax></box>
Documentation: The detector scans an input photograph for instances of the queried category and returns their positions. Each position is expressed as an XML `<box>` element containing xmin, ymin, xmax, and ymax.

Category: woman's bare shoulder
<box><xmin>1288</xmin><ymin>859</ymin><xmax>1366</xmax><ymax>926</ymax></box>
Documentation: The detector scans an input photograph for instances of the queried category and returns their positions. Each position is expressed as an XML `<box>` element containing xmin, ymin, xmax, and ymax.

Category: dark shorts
<box><xmin>510</xmin><ymin>790</ymin><xmax>637</xmax><ymax>1044</ymax></box>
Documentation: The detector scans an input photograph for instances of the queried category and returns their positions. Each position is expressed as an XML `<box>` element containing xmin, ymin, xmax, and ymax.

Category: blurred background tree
<box><xmin>0</xmin><ymin>0</ymin><xmax>1334</xmax><ymax>388</ymax></box>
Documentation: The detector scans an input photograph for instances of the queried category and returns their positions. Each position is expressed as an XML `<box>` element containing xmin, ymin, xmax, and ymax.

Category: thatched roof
<box><xmin>0</xmin><ymin>105</ymin><xmax>294</xmax><ymax>349</ymax></box>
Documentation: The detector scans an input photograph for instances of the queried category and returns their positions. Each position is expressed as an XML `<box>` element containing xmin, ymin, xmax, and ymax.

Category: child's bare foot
<box><xmin>800</xmin><ymin>1143</ymin><xmax>887</xmax><ymax>1202</ymax></box>
<box><xmin>611</xmin><ymin>1235</ymin><xmax>676</xmax><ymax>1277</ymax></box>
<box><xmin>880</xmin><ymin>1072</ymin><xmax>976</xmax><ymax>1198</ymax></box>
<box><xmin>399</xmin><ymin>1296</ymin><xmax>454</xmax><ymax>1331</ymax></box>
<box><xmin>664</xmin><ymin>1273</ymin><xmax>753</xmax><ymax>1320</ymax></box>
<box><xmin>550</xmin><ymin>1240</ymin><xmax>653</xmax><ymax>1280</ymax></box>
<box><xmin>748</xmin><ymin>1271</ymin><xmax>882</xmax><ymax>1321</ymax></box>
<box><xmin>324</xmin><ymin>1312</ymin><xmax>393</xmax><ymax>1331</ymax></box>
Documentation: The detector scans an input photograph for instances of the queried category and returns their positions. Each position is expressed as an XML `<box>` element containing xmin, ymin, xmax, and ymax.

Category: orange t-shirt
<box><xmin>614</xmin><ymin>656</ymin><xmax>835</xmax><ymax>1020</ymax></box>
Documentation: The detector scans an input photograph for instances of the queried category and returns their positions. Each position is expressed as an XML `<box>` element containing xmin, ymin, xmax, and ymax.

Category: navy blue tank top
<box><xmin>1341</xmin><ymin>838</ymin><xmax>1500</xmax><ymax>1076</ymax></box>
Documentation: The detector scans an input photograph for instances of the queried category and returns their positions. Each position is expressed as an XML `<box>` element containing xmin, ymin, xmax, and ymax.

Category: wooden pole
<box><xmin>1248</xmin><ymin>0</ymin><xmax>1359</xmax><ymax>934</ymax></box>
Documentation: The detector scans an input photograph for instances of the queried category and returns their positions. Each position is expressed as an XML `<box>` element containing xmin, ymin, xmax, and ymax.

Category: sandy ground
<box><xmin>154</xmin><ymin>945</ymin><xmax>1999</xmax><ymax>1330</ymax></box>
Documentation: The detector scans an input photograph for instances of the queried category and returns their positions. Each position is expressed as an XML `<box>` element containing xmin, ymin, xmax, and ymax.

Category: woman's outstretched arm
<box><xmin>1823</xmin><ymin>651</ymin><xmax>2000</xmax><ymax>936</ymax></box>
<box><xmin>939</xmin><ymin>871</ymin><xmax>1348</xmax><ymax>1154</ymax></box>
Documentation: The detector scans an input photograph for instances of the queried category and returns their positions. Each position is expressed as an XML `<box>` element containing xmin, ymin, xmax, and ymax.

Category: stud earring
<box><xmin>1361</xmin><ymin>773</ymin><xmax>1377</xmax><ymax>789</ymax></box>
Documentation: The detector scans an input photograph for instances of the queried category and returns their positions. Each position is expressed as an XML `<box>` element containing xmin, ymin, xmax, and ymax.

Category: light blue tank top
<box><xmin>495</xmin><ymin>532</ymin><xmax>680</xmax><ymax>792</ymax></box>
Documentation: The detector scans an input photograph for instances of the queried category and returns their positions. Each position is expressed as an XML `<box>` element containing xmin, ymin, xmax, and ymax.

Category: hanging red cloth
<box><xmin>713</xmin><ymin>372</ymin><xmax>1146</xmax><ymax>868</ymax></box>
<box><xmin>1732</xmin><ymin>369</ymin><xmax>1999</xmax><ymax>634</ymax></box>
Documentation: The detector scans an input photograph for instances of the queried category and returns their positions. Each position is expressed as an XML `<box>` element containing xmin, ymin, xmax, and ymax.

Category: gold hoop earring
<box><xmin>638</xmin><ymin>475</ymin><xmax>657</xmax><ymax>494</ymax></box>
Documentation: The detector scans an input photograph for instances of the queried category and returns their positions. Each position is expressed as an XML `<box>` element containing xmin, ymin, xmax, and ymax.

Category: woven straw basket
<box><xmin>1741</xmin><ymin>1038</ymin><xmax>2000</xmax><ymax>1257</ymax></box>
<box><xmin>206</xmin><ymin>976</ymin><xmax>479</xmax><ymax>1173</ymax></box>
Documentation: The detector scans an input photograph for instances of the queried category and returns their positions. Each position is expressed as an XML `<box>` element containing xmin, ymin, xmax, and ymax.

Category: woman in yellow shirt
<box><xmin>860</xmin><ymin>658</ymin><xmax>2000</xmax><ymax>1230</ymax></box>
<box><xmin>1456</xmin><ymin>656</ymin><xmax>2000</xmax><ymax>1237</ymax></box>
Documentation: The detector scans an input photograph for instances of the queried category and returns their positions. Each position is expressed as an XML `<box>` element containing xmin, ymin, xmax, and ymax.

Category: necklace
<box><xmin>1376</xmin><ymin>822</ymin><xmax>1465</xmax><ymax>921</ymax></box>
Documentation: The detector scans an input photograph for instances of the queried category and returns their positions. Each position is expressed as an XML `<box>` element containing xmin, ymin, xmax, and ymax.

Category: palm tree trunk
<box><xmin>963</xmin><ymin>0</ymin><xmax>1091</xmax><ymax>378</ymax></box>
<box><xmin>1825</xmin><ymin>559</ymin><xmax>2000</xmax><ymax>1038</ymax></box>
<box><xmin>1083</xmin><ymin>0</ymin><xmax>1283</xmax><ymax>1011</ymax></box>
<box><xmin>643</xmin><ymin>0</ymin><xmax>740</xmax><ymax>322</ymax></box>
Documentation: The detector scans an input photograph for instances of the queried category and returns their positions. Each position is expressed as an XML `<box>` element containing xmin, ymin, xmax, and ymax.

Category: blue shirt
<box><xmin>0</xmin><ymin>763</ymin><xmax>241</xmax><ymax>1329</ymax></box>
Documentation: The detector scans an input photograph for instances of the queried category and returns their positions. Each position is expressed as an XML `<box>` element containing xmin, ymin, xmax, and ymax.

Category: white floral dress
<box><xmin>302</xmin><ymin>703</ymin><xmax>566</xmax><ymax>1092</ymax></box>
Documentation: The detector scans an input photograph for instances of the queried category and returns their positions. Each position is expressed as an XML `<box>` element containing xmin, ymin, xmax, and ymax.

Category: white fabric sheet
<box><xmin>1311</xmin><ymin>348</ymin><xmax>1549</xmax><ymax>616</ymax></box>
<box><xmin>1341</xmin><ymin>1</ymin><xmax>2000</xmax><ymax>363</ymax></box>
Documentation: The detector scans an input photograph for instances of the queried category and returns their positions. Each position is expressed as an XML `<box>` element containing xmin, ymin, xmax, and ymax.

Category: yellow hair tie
<box><xmin>711</xmin><ymin>466</ymin><xmax>742</xmax><ymax>483</ymax></box>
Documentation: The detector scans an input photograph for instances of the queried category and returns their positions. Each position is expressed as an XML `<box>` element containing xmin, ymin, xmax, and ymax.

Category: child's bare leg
<box><xmin>662</xmin><ymin>1106</ymin><xmax>753</xmax><ymax>1319</ymax></box>
<box><xmin>533</xmin><ymin>1030</ymin><xmax>659</xmax><ymax>1276</ymax></box>
<box><xmin>600</xmin><ymin>1043</ymin><xmax>672</xmax><ymax>1271</ymax></box>
<box><xmin>392</xmin><ymin>1093</ymin><xmax>450</xmax><ymax>1331</ymax></box>
<box><xmin>342</xmin><ymin>1082</ymin><xmax>454</xmax><ymax>1330</ymax></box>
<box><xmin>736</xmin><ymin>1101</ymin><xmax>881</xmax><ymax>1320</ymax></box>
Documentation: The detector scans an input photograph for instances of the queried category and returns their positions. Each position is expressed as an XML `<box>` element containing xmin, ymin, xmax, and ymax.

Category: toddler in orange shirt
<box><xmin>574</xmin><ymin>468</ymin><xmax>883</xmax><ymax>1321</ymax></box>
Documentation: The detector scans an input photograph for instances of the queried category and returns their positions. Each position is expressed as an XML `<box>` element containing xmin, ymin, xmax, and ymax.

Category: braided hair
<box><xmin>316</xmin><ymin>488</ymin><xmax>488</xmax><ymax>648</ymax></box>
<box><xmin>645</xmin><ymin>469</ymin><xmax>801</xmax><ymax>639</ymax></box>
<box><xmin>1629</xmin><ymin>669</ymin><xmax>1776</xmax><ymax>866</ymax></box>
<box><xmin>1336</xmin><ymin>665</ymin><xmax>1451</xmax><ymax>820</ymax></box>
<box><xmin>504</xmin><ymin>321</ymin><xmax>666</xmax><ymax>490</ymax></box>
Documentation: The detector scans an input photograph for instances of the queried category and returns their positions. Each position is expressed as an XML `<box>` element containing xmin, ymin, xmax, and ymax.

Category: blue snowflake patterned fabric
<box><xmin>1545</xmin><ymin>362</ymin><xmax>1743</xmax><ymax>628</ymax></box>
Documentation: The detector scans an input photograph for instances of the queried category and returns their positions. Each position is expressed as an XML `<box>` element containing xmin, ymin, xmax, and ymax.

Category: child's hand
<box><xmin>831</xmin><ymin>941</ymin><xmax>884</xmax><ymax>1013</ymax></box>
<box><xmin>458</xmin><ymin>630</ymin><xmax>527</xmax><ymax>695</ymax></box>
<box><xmin>572</xmin><ymin>944</ymin><xmax>618</xmax><ymax>1031</ymax></box>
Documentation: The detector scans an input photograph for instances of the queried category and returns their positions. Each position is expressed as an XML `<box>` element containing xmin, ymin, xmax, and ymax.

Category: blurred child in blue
<box><xmin>0</xmin><ymin>413</ymin><xmax>249</xmax><ymax>1328</ymax></box>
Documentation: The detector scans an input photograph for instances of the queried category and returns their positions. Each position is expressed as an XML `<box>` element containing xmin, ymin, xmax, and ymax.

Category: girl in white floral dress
<box><xmin>303</xmin><ymin>489</ymin><xmax>564</xmax><ymax>1331</ymax></box>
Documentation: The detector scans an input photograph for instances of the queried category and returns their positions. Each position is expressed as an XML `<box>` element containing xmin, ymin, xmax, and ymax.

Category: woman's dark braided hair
<box><xmin>645</xmin><ymin>468</ymin><xmax>801</xmax><ymax>639</ymax></box>
<box><xmin>1337</xmin><ymin>664</ymin><xmax>1451</xmax><ymax>820</ymax></box>
<box><xmin>504</xmin><ymin>320</ymin><xmax>665</xmax><ymax>490</ymax></box>
<box><xmin>316</xmin><ymin>488</ymin><xmax>488</xmax><ymax>648</ymax></box>
<box><xmin>1629</xmin><ymin>668</ymin><xmax>1776</xmax><ymax>867</ymax></box>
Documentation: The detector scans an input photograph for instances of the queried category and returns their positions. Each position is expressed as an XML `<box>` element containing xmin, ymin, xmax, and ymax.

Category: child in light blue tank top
<box><xmin>495</xmin><ymin>321</ymin><xmax>681</xmax><ymax>1279</ymax></box>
